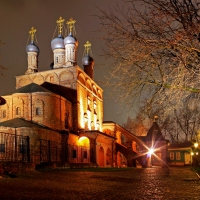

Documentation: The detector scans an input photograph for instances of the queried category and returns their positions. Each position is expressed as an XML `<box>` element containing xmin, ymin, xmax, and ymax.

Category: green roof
<box><xmin>139</xmin><ymin>122</ymin><xmax>168</xmax><ymax>142</ymax></box>
<box><xmin>15</xmin><ymin>83</ymin><xmax>53</xmax><ymax>94</ymax></box>
<box><xmin>0</xmin><ymin>118</ymin><xmax>52</xmax><ymax>130</ymax></box>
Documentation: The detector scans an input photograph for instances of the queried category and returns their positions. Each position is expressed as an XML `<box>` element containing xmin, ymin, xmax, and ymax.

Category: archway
<box><xmin>98</xmin><ymin>146</ymin><xmax>104</xmax><ymax>167</ymax></box>
<box><xmin>106</xmin><ymin>148</ymin><xmax>112</xmax><ymax>166</ymax></box>
<box><xmin>78</xmin><ymin>136</ymin><xmax>90</xmax><ymax>163</ymax></box>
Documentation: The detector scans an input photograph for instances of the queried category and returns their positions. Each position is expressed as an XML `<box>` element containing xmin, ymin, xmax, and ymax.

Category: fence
<box><xmin>40</xmin><ymin>139</ymin><xmax>61</xmax><ymax>163</ymax></box>
<box><xmin>0</xmin><ymin>132</ymin><xmax>30</xmax><ymax>162</ymax></box>
<box><xmin>0</xmin><ymin>133</ymin><xmax>89</xmax><ymax>165</ymax></box>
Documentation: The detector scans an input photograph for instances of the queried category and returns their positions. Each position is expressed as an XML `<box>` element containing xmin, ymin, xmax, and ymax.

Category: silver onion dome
<box><xmin>26</xmin><ymin>41</ymin><xmax>39</xmax><ymax>53</ymax></box>
<box><xmin>51</xmin><ymin>35</ymin><xmax>65</xmax><ymax>50</ymax></box>
<box><xmin>64</xmin><ymin>33</ymin><xmax>78</xmax><ymax>46</ymax></box>
<box><xmin>82</xmin><ymin>55</ymin><xmax>94</xmax><ymax>66</ymax></box>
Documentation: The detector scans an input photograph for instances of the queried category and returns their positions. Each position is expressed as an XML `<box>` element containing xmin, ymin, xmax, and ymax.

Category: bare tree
<box><xmin>0</xmin><ymin>40</ymin><xmax>6</xmax><ymax>76</ymax></box>
<box><xmin>142</xmin><ymin>93</ymin><xmax>200</xmax><ymax>143</ymax></box>
<box><xmin>97</xmin><ymin>0</ymin><xmax>200</xmax><ymax>118</ymax></box>
<box><xmin>123</xmin><ymin>115</ymin><xmax>148</xmax><ymax>136</ymax></box>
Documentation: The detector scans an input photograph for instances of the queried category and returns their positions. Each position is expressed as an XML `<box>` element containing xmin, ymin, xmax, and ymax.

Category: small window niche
<box><xmin>36</xmin><ymin>107</ymin><xmax>42</xmax><ymax>116</ymax></box>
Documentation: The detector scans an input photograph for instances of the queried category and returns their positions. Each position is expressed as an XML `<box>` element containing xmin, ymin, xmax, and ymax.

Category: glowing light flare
<box><xmin>78</xmin><ymin>136</ymin><xmax>90</xmax><ymax>147</ymax></box>
<box><xmin>148</xmin><ymin>148</ymin><xmax>155</xmax><ymax>155</ymax></box>
<box><xmin>194</xmin><ymin>142</ymin><xmax>198</xmax><ymax>148</ymax></box>
<box><xmin>137</xmin><ymin>139</ymin><xmax>169</xmax><ymax>167</ymax></box>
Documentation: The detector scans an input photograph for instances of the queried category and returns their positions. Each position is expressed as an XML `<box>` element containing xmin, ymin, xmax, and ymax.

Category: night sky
<box><xmin>0</xmin><ymin>0</ymin><xmax>136</xmax><ymax>125</ymax></box>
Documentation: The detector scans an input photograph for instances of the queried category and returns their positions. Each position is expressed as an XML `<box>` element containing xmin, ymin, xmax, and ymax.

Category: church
<box><xmin>0</xmin><ymin>17</ymin><xmax>168</xmax><ymax>170</ymax></box>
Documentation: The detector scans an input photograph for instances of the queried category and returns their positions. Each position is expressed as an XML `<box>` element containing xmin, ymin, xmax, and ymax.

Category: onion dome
<box><xmin>26</xmin><ymin>27</ymin><xmax>39</xmax><ymax>53</ymax></box>
<box><xmin>26</xmin><ymin>41</ymin><xmax>39</xmax><ymax>53</ymax></box>
<box><xmin>64</xmin><ymin>18</ymin><xmax>78</xmax><ymax>46</ymax></box>
<box><xmin>51</xmin><ymin>34</ymin><xmax>64</xmax><ymax>50</ymax></box>
<box><xmin>82</xmin><ymin>41</ymin><xmax>94</xmax><ymax>79</ymax></box>
<box><xmin>82</xmin><ymin>54</ymin><xmax>94</xmax><ymax>66</ymax></box>
<box><xmin>64</xmin><ymin>33</ymin><xmax>78</xmax><ymax>46</ymax></box>
<box><xmin>51</xmin><ymin>17</ymin><xmax>65</xmax><ymax>50</ymax></box>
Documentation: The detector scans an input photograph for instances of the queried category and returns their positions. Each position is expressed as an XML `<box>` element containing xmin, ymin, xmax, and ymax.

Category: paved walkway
<box><xmin>0</xmin><ymin>167</ymin><xmax>199</xmax><ymax>199</ymax></box>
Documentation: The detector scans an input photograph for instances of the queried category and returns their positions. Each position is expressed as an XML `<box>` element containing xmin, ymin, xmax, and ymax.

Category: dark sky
<box><xmin>0</xmin><ymin>0</ymin><xmax>136</xmax><ymax>125</ymax></box>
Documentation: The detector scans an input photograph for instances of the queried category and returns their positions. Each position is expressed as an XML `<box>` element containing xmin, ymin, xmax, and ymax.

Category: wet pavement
<box><xmin>0</xmin><ymin>167</ymin><xmax>200</xmax><ymax>200</ymax></box>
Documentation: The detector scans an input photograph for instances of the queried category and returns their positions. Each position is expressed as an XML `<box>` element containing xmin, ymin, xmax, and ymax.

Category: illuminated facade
<box><xmin>0</xmin><ymin>17</ymin><xmax>168</xmax><ymax>169</ymax></box>
<box><xmin>0</xmin><ymin>17</ymin><xmax>117</xmax><ymax>167</ymax></box>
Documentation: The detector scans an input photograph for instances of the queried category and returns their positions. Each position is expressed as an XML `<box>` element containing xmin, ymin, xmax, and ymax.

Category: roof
<box><xmin>0</xmin><ymin>96</ymin><xmax>6</xmax><ymax>105</ymax></box>
<box><xmin>0</xmin><ymin>118</ymin><xmax>53</xmax><ymax>130</ymax></box>
<box><xmin>168</xmin><ymin>141</ymin><xmax>193</xmax><ymax>149</ymax></box>
<box><xmin>140</xmin><ymin>121</ymin><xmax>167</xmax><ymax>142</ymax></box>
<box><xmin>41</xmin><ymin>82</ymin><xmax>77</xmax><ymax>103</ymax></box>
<box><xmin>14</xmin><ymin>83</ymin><xmax>53</xmax><ymax>94</ymax></box>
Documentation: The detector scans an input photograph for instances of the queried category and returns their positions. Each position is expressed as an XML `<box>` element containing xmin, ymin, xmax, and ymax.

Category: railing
<box><xmin>0</xmin><ymin>132</ymin><xmax>30</xmax><ymax>162</ymax></box>
<box><xmin>40</xmin><ymin>139</ymin><xmax>61</xmax><ymax>163</ymax></box>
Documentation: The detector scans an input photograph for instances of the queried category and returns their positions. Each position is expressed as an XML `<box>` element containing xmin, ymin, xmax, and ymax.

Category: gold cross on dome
<box><xmin>84</xmin><ymin>41</ymin><xmax>92</xmax><ymax>54</ymax></box>
<box><xmin>66</xmin><ymin>17</ymin><xmax>76</xmax><ymax>33</ymax></box>
<box><xmin>56</xmin><ymin>16</ymin><xmax>65</xmax><ymax>34</ymax></box>
<box><xmin>29</xmin><ymin>27</ymin><xmax>37</xmax><ymax>42</ymax></box>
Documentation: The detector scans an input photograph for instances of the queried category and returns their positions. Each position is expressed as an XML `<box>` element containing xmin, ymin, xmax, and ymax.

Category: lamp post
<box><xmin>191</xmin><ymin>141</ymin><xmax>199</xmax><ymax>167</ymax></box>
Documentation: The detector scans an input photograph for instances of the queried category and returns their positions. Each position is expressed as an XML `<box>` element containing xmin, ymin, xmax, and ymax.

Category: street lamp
<box><xmin>191</xmin><ymin>140</ymin><xmax>199</xmax><ymax>167</ymax></box>
<box><xmin>148</xmin><ymin>148</ymin><xmax>155</xmax><ymax>155</ymax></box>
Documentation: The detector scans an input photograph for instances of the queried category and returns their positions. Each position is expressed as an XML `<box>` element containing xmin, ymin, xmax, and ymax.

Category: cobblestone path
<box><xmin>0</xmin><ymin>167</ymin><xmax>200</xmax><ymax>200</ymax></box>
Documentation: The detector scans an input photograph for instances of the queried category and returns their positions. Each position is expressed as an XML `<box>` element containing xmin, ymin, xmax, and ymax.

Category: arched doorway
<box><xmin>106</xmin><ymin>148</ymin><xmax>112</xmax><ymax>166</ymax></box>
<box><xmin>78</xmin><ymin>136</ymin><xmax>90</xmax><ymax>163</ymax></box>
<box><xmin>98</xmin><ymin>146</ymin><xmax>104</xmax><ymax>167</ymax></box>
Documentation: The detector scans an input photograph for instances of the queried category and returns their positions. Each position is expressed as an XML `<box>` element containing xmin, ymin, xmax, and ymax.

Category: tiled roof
<box><xmin>0</xmin><ymin>96</ymin><xmax>6</xmax><ymax>105</ymax></box>
<box><xmin>139</xmin><ymin>122</ymin><xmax>167</xmax><ymax>142</ymax></box>
<box><xmin>15</xmin><ymin>83</ymin><xmax>53</xmax><ymax>94</ymax></box>
<box><xmin>168</xmin><ymin>141</ymin><xmax>193</xmax><ymax>149</ymax></box>
<box><xmin>0</xmin><ymin>118</ymin><xmax>52</xmax><ymax>130</ymax></box>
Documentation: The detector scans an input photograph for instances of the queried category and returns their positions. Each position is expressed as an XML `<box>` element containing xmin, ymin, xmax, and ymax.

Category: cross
<box><xmin>84</xmin><ymin>41</ymin><xmax>92</xmax><ymax>55</ymax></box>
<box><xmin>56</xmin><ymin>16</ymin><xmax>65</xmax><ymax>35</ymax></box>
<box><xmin>29</xmin><ymin>27</ymin><xmax>37</xmax><ymax>42</ymax></box>
<box><xmin>66</xmin><ymin>17</ymin><xmax>76</xmax><ymax>33</ymax></box>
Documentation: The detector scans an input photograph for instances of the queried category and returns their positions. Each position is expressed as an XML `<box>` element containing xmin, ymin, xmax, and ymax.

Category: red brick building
<box><xmin>0</xmin><ymin>17</ymin><xmax>142</xmax><ymax>169</ymax></box>
<box><xmin>0</xmin><ymin>17</ymin><xmax>168</xmax><ymax>170</ymax></box>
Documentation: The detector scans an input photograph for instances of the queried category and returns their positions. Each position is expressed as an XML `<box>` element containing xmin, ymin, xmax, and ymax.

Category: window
<box><xmin>73</xmin><ymin>150</ymin><xmax>77</xmax><ymax>158</ymax></box>
<box><xmin>176</xmin><ymin>152</ymin><xmax>181</xmax><ymax>160</ymax></box>
<box><xmin>93</xmin><ymin>101</ymin><xmax>97</xmax><ymax>114</ymax></box>
<box><xmin>2</xmin><ymin>110</ymin><xmax>6</xmax><ymax>118</ymax></box>
<box><xmin>50</xmin><ymin>76</ymin><xmax>54</xmax><ymax>82</ymax></box>
<box><xmin>170</xmin><ymin>152</ymin><xmax>174</xmax><ymax>160</ymax></box>
<box><xmin>83</xmin><ymin>151</ymin><xmax>87</xmax><ymax>159</ymax></box>
<box><xmin>19</xmin><ymin>144</ymin><xmax>27</xmax><ymax>154</ymax></box>
<box><xmin>56</xmin><ymin>57</ymin><xmax>59</xmax><ymax>63</ymax></box>
<box><xmin>87</xmin><ymin>96</ymin><xmax>91</xmax><ymax>111</ymax></box>
<box><xmin>36</xmin><ymin>107</ymin><xmax>42</xmax><ymax>116</ymax></box>
<box><xmin>16</xmin><ymin>107</ymin><xmax>21</xmax><ymax>115</ymax></box>
<box><xmin>0</xmin><ymin>144</ymin><xmax>5</xmax><ymax>153</ymax></box>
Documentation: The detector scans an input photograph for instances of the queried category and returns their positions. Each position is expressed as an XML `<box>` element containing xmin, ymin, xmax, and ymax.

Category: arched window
<box><xmin>2</xmin><ymin>110</ymin><xmax>6</xmax><ymax>118</ymax></box>
<box><xmin>56</xmin><ymin>56</ymin><xmax>59</xmax><ymax>63</ymax></box>
<box><xmin>87</xmin><ymin>96</ymin><xmax>91</xmax><ymax>111</ymax></box>
<box><xmin>36</xmin><ymin>107</ymin><xmax>42</xmax><ymax>116</ymax></box>
<box><xmin>34</xmin><ymin>100</ymin><xmax>44</xmax><ymax>118</ymax></box>
<box><xmin>93</xmin><ymin>100</ymin><xmax>97</xmax><ymax>114</ymax></box>
<box><xmin>16</xmin><ymin>107</ymin><xmax>21</xmax><ymax>116</ymax></box>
